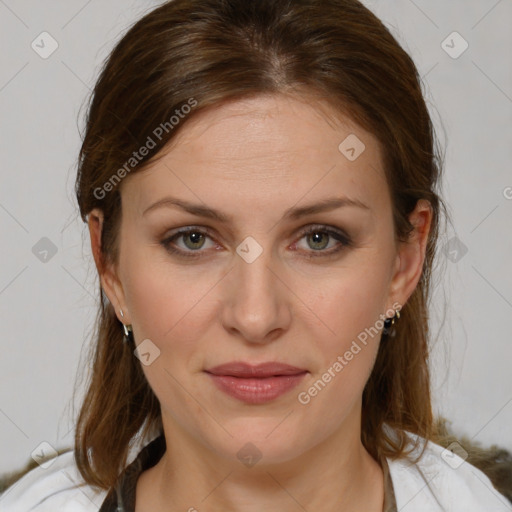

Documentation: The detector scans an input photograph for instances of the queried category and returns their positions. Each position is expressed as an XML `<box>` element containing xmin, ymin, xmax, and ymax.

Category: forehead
<box><xmin>123</xmin><ymin>93</ymin><xmax>390</xmax><ymax>220</ymax></box>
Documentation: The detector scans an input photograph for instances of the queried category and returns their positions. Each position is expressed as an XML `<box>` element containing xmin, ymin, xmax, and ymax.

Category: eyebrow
<box><xmin>142</xmin><ymin>195</ymin><xmax>370</xmax><ymax>222</ymax></box>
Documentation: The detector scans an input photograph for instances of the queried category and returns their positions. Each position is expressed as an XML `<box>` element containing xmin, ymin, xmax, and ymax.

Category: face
<box><xmin>90</xmin><ymin>93</ymin><xmax>430</xmax><ymax>467</ymax></box>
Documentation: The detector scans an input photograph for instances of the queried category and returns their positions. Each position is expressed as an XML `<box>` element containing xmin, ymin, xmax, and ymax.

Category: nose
<box><xmin>220</xmin><ymin>241</ymin><xmax>292</xmax><ymax>345</ymax></box>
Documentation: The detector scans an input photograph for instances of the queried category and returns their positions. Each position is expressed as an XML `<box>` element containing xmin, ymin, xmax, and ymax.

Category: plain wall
<box><xmin>0</xmin><ymin>0</ymin><xmax>511</xmax><ymax>475</ymax></box>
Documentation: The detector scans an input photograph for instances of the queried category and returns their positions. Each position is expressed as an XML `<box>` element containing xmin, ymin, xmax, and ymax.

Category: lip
<box><xmin>206</xmin><ymin>361</ymin><xmax>307</xmax><ymax>377</ymax></box>
<box><xmin>204</xmin><ymin>362</ymin><xmax>308</xmax><ymax>404</ymax></box>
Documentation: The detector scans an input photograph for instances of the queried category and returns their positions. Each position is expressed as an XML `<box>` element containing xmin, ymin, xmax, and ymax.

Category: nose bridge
<box><xmin>222</xmin><ymin>234</ymin><xmax>289</xmax><ymax>341</ymax></box>
<box><xmin>235</xmin><ymin>234</ymin><xmax>280</xmax><ymax>307</ymax></box>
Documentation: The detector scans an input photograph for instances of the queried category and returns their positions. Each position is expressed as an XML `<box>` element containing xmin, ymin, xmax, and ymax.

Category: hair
<box><xmin>74</xmin><ymin>0</ymin><xmax>451</xmax><ymax>490</ymax></box>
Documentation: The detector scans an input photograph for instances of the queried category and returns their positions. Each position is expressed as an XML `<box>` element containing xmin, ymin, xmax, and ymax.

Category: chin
<box><xmin>207</xmin><ymin>416</ymin><xmax>310</xmax><ymax>467</ymax></box>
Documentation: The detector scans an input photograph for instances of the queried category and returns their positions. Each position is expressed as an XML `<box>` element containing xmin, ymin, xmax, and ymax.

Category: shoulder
<box><xmin>387</xmin><ymin>431</ymin><xmax>512</xmax><ymax>512</ymax></box>
<box><xmin>0</xmin><ymin>451</ymin><xmax>108</xmax><ymax>512</ymax></box>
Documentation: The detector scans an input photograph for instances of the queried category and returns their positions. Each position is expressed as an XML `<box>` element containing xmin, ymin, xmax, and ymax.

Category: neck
<box><xmin>135</xmin><ymin>411</ymin><xmax>384</xmax><ymax>512</ymax></box>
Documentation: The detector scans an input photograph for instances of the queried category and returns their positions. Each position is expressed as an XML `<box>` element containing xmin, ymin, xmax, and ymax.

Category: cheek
<box><xmin>124</xmin><ymin>266</ymin><xmax>177</xmax><ymax>338</ymax></box>
<box><xmin>308</xmin><ymin>264</ymin><xmax>390</xmax><ymax>358</ymax></box>
<box><xmin>120</xmin><ymin>251</ymin><xmax>214</xmax><ymax>420</ymax></box>
<box><xmin>294</xmin><ymin>270</ymin><xmax>387</xmax><ymax>431</ymax></box>
<box><xmin>293</xmin><ymin>262</ymin><xmax>389</xmax><ymax>417</ymax></box>
<box><xmin>121</xmin><ymin>241</ymin><xmax>194</xmax><ymax>334</ymax></box>
<box><xmin>121</xmin><ymin>244</ymin><xmax>223</xmax><ymax>365</ymax></box>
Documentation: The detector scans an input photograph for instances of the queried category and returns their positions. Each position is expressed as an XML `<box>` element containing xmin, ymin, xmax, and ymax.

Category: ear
<box><xmin>87</xmin><ymin>208</ymin><xmax>130</xmax><ymax>325</ymax></box>
<box><xmin>387</xmin><ymin>199</ymin><xmax>433</xmax><ymax>311</ymax></box>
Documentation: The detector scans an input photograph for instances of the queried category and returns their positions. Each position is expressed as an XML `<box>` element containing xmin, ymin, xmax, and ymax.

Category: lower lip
<box><xmin>206</xmin><ymin>372</ymin><xmax>307</xmax><ymax>404</ymax></box>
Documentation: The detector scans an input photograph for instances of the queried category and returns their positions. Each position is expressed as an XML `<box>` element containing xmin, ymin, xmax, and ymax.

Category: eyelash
<box><xmin>160</xmin><ymin>225</ymin><xmax>352</xmax><ymax>260</ymax></box>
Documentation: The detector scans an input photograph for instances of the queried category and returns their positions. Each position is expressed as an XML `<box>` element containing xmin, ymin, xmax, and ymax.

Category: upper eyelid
<box><xmin>167</xmin><ymin>223</ymin><xmax>346</xmax><ymax>236</ymax></box>
<box><xmin>165</xmin><ymin>224</ymin><xmax>349</xmax><ymax>247</ymax></box>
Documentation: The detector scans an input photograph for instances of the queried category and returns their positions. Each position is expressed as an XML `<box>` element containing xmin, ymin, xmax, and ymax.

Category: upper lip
<box><xmin>205</xmin><ymin>362</ymin><xmax>307</xmax><ymax>378</ymax></box>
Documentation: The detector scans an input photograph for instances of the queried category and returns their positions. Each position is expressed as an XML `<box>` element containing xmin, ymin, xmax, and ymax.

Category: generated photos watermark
<box><xmin>93</xmin><ymin>97</ymin><xmax>198</xmax><ymax>200</ymax></box>
<box><xmin>297</xmin><ymin>302</ymin><xmax>402</xmax><ymax>405</ymax></box>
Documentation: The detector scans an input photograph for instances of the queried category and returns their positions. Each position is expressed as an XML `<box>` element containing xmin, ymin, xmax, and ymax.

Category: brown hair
<box><xmin>74</xmin><ymin>0</ymin><xmax>451</xmax><ymax>490</ymax></box>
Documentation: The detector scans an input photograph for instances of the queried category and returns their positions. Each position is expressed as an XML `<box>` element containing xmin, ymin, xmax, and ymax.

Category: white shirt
<box><xmin>1</xmin><ymin>430</ymin><xmax>510</xmax><ymax>511</ymax></box>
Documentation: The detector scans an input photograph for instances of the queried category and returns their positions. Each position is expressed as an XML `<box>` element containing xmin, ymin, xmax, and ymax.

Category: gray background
<box><xmin>0</xmin><ymin>0</ymin><xmax>511</xmax><ymax>475</ymax></box>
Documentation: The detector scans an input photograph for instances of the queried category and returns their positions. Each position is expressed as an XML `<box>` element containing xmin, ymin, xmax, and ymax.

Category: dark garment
<box><xmin>98</xmin><ymin>435</ymin><xmax>166</xmax><ymax>512</ymax></box>
<box><xmin>99</xmin><ymin>434</ymin><xmax>397</xmax><ymax>511</ymax></box>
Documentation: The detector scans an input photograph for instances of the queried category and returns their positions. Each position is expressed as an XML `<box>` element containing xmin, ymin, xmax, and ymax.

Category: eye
<box><xmin>161</xmin><ymin>227</ymin><xmax>217</xmax><ymax>259</ymax></box>
<box><xmin>293</xmin><ymin>225</ymin><xmax>352</xmax><ymax>258</ymax></box>
<box><xmin>160</xmin><ymin>224</ymin><xmax>352</xmax><ymax>260</ymax></box>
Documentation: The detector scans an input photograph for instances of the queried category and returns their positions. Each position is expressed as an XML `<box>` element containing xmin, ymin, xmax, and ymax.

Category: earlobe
<box><xmin>87</xmin><ymin>208</ymin><xmax>128</xmax><ymax>324</ymax></box>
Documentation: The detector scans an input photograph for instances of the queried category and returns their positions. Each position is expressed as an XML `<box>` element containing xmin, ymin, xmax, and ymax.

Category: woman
<box><xmin>1</xmin><ymin>0</ymin><xmax>510</xmax><ymax>511</ymax></box>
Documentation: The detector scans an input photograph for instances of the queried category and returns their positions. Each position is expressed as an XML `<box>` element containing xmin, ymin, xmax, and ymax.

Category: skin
<box><xmin>88</xmin><ymin>93</ymin><xmax>432</xmax><ymax>512</ymax></box>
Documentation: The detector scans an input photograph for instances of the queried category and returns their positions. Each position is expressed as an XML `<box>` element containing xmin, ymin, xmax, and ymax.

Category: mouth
<box><xmin>204</xmin><ymin>362</ymin><xmax>308</xmax><ymax>404</ymax></box>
